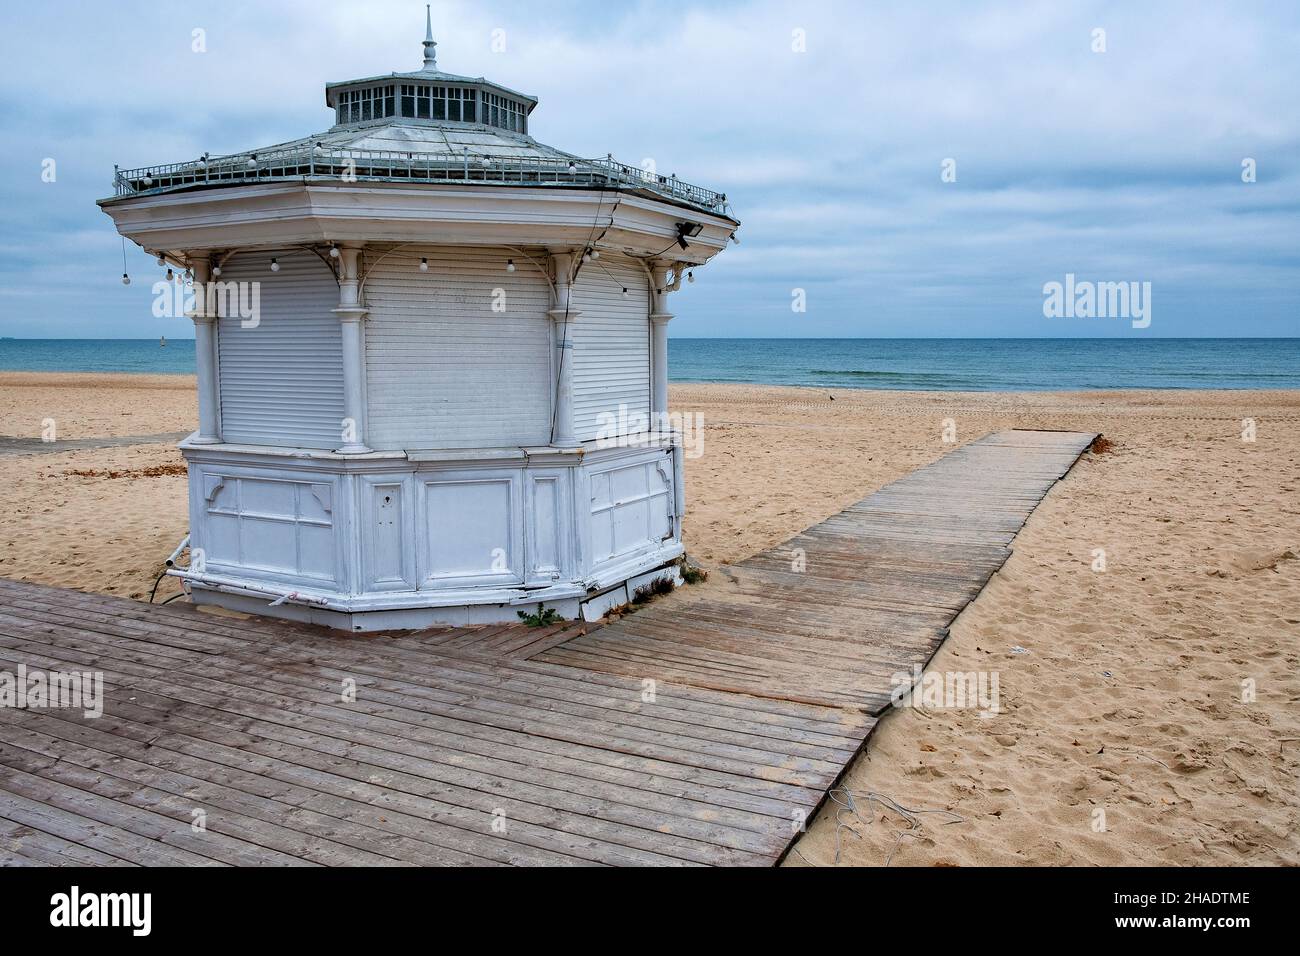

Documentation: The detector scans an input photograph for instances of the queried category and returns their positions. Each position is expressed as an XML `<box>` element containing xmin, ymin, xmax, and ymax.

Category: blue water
<box><xmin>669</xmin><ymin>338</ymin><xmax>1300</xmax><ymax>391</ymax></box>
<box><xmin>0</xmin><ymin>339</ymin><xmax>197</xmax><ymax>375</ymax></box>
<box><xmin>2</xmin><ymin>337</ymin><xmax>1297</xmax><ymax>390</ymax></box>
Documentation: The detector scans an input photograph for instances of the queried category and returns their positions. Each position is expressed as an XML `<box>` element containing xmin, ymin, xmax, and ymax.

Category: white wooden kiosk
<box><xmin>99</xmin><ymin>15</ymin><xmax>737</xmax><ymax>630</ymax></box>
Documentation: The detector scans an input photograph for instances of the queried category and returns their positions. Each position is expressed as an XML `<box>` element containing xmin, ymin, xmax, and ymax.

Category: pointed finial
<box><xmin>422</xmin><ymin>4</ymin><xmax>437</xmax><ymax>71</ymax></box>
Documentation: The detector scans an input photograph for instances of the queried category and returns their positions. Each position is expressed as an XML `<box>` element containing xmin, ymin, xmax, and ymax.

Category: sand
<box><xmin>2</xmin><ymin>372</ymin><xmax>1297</xmax><ymax>865</ymax></box>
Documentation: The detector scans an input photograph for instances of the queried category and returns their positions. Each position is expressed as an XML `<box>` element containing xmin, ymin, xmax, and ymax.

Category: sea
<box><xmin>1</xmin><ymin>337</ymin><xmax>1298</xmax><ymax>391</ymax></box>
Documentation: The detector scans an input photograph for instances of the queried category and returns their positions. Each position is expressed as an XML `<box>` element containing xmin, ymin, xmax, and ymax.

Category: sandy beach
<box><xmin>1</xmin><ymin>372</ymin><xmax>1297</xmax><ymax>865</ymax></box>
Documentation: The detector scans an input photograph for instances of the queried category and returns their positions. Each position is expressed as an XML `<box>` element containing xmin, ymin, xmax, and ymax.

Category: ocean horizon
<box><xmin>2</xmin><ymin>337</ymin><xmax>1298</xmax><ymax>391</ymax></box>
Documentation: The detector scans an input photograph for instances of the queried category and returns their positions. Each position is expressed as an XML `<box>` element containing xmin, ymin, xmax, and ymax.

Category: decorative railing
<box><xmin>110</xmin><ymin>145</ymin><xmax>729</xmax><ymax>213</ymax></box>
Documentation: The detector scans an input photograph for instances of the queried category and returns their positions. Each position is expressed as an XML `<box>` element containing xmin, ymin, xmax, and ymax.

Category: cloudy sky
<box><xmin>1</xmin><ymin>0</ymin><xmax>1296</xmax><ymax>338</ymax></box>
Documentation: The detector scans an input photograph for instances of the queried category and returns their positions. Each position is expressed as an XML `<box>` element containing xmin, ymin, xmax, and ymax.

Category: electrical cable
<box><xmin>147</xmin><ymin>568</ymin><xmax>168</xmax><ymax>603</ymax></box>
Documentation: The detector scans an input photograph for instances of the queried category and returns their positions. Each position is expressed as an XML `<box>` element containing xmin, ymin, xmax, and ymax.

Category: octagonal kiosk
<box><xmin>98</xmin><ymin>16</ymin><xmax>737</xmax><ymax>630</ymax></box>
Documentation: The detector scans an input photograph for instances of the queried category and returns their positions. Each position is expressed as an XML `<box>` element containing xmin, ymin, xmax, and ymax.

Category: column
<box><xmin>332</xmin><ymin>243</ymin><xmax>372</xmax><ymax>455</ymax></box>
<box><xmin>649</xmin><ymin>262</ymin><xmax>675</xmax><ymax>430</ymax></box>
<box><xmin>186</xmin><ymin>254</ymin><xmax>222</xmax><ymax>444</ymax></box>
<box><xmin>547</xmin><ymin>249</ymin><xmax>582</xmax><ymax>448</ymax></box>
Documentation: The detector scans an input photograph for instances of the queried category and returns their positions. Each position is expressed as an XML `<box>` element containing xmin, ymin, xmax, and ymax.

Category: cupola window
<box><xmin>337</xmin><ymin>85</ymin><xmax>396</xmax><ymax>124</ymax></box>
<box><xmin>397</xmin><ymin>84</ymin><xmax>479</xmax><ymax>122</ymax></box>
<box><xmin>482</xmin><ymin>92</ymin><xmax>526</xmax><ymax>133</ymax></box>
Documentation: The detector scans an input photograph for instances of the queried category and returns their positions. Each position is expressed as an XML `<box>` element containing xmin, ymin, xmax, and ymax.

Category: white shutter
<box><xmin>571</xmin><ymin>254</ymin><xmax>651</xmax><ymax>441</ymax></box>
<box><xmin>364</xmin><ymin>246</ymin><xmax>552</xmax><ymax>450</ymax></box>
<box><xmin>216</xmin><ymin>250</ymin><xmax>345</xmax><ymax>449</ymax></box>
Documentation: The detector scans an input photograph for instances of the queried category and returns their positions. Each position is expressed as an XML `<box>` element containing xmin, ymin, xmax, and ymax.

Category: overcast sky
<box><xmin>1</xmin><ymin>0</ymin><xmax>1296</xmax><ymax>338</ymax></box>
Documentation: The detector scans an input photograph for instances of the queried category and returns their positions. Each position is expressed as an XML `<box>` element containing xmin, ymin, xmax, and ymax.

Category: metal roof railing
<box><xmin>110</xmin><ymin>146</ymin><xmax>730</xmax><ymax>214</ymax></box>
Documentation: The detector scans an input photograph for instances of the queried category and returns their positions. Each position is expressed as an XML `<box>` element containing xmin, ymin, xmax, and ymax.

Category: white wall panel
<box><xmin>200</xmin><ymin>472</ymin><xmax>338</xmax><ymax>585</ymax></box>
<box><xmin>588</xmin><ymin>454</ymin><xmax>673</xmax><ymax>567</ymax></box>
<box><xmin>419</xmin><ymin>469</ymin><xmax>524</xmax><ymax>588</ymax></box>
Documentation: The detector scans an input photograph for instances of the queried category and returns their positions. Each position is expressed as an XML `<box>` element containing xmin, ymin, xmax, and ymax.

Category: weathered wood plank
<box><xmin>0</xmin><ymin>428</ymin><xmax>1094</xmax><ymax>866</ymax></box>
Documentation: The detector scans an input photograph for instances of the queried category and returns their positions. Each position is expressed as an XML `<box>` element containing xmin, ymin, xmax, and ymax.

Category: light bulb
<box><xmin>121</xmin><ymin>273</ymin><xmax>131</xmax><ymax>285</ymax></box>
<box><xmin>730</xmin><ymin>232</ymin><xmax>739</xmax><ymax>245</ymax></box>
<box><xmin>329</xmin><ymin>245</ymin><xmax>340</xmax><ymax>258</ymax></box>
<box><xmin>155</xmin><ymin>254</ymin><xmax>165</xmax><ymax>266</ymax></box>
<box><xmin>506</xmin><ymin>259</ymin><xmax>515</xmax><ymax>273</ymax></box>
<box><xmin>582</xmin><ymin>251</ymin><xmax>592</xmax><ymax>263</ymax></box>
<box><xmin>212</xmin><ymin>265</ymin><xmax>221</xmax><ymax>277</ymax></box>
<box><xmin>621</xmin><ymin>288</ymin><xmax>629</xmax><ymax>298</ymax></box>
<box><xmin>246</xmin><ymin>155</ymin><xmax>257</xmax><ymax>169</ymax></box>
<box><xmin>419</xmin><ymin>258</ymin><xmax>429</xmax><ymax>272</ymax></box>
<box><xmin>166</xmin><ymin>268</ymin><xmax>174</xmax><ymax>281</ymax></box>
<box><xmin>687</xmin><ymin>271</ymin><xmax>695</xmax><ymax>284</ymax></box>
<box><xmin>567</xmin><ymin>161</ymin><xmax>577</xmax><ymax>174</ymax></box>
<box><xmin>270</xmin><ymin>258</ymin><xmax>280</xmax><ymax>272</ymax></box>
<box><xmin>142</xmin><ymin>175</ymin><xmax>152</xmax><ymax>187</ymax></box>
<box><xmin>591</xmin><ymin>249</ymin><xmax>600</xmax><ymax>260</ymax></box>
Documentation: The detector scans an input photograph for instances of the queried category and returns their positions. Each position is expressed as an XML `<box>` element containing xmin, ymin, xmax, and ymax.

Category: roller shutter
<box><xmin>571</xmin><ymin>253</ymin><xmax>651</xmax><ymax>441</ymax></box>
<box><xmin>216</xmin><ymin>250</ymin><xmax>345</xmax><ymax>449</ymax></box>
<box><xmin>364</xmin><ymin>246</ymin><xmax>553</xmax><ymax>450</ymax></box>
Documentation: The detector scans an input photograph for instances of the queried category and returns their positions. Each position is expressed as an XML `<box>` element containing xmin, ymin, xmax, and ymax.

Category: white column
<box><xmin>649</xmin><ymin>263</ymin><xmax>675</xmax><ymax>430</ymax></box>
<box><xmin>187</xmin><ymin>254</ymin><xmax>222</xmax><ymax>444</ymax></box>
<box><xmin>332</xmin><ymin>243</ymin><xmax>371</xmax><ymax>455</ymax></box>
<box><xmin>547</xmin><ymin>249</ymin><xmax>582</xmax><ymax>448</ymax></box>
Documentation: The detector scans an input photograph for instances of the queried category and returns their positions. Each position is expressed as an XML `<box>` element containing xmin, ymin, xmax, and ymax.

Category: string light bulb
<box><xmin>329</xmin><ymin>244</ymin><xmax>340</xmax><ymax>258</ymax></box>
<box><xmin>687</xmin><ymin>271</ymin><xmax>695</xmax><ymax>284</ymax></box>
<box><xmin>419</xmin><ymin>257</ymin><xmax>429</xmax><ymax>272</ymax></box>
<box><xmin>121</xmin><ymin>273</ymin><xmax>131</xmax><ymax>285</ymax></box>
<box><xmin>567</xmin><ymin>161</ymin><xmax>577</xmax><ymax>174</ymax></box>
<box><xmin>270</xmin><ymin>257</ymin><xmax>280</xmax><ymax>272</ymax></box>
<box><xmin>166</xmin><ymin>267</ymin><xmax>174</xmax><ymax>281</ymax></box>
<box><xmin>591</xmin><ymin>249</ymin><xmax>600</xmax><ymax>260</ymax></box>
<box><xmin>621</xmin><ymin>287</ymin><xmax>629</xmax><ymax>298</ymax></box>
<box><xmin>246</xmin><ymin>154</ymin><xmax>258</xmax><ymax>169</ymax></box>
<box><xmin>506</xmin><ymin>259</ymin><xmax>515</xmax><ymax>273</ymax></box>
<box><xmin>155</xmin><ymin>254</ymin><xmax>166</xmax><ymax>266</ymax></box>
<box><xmin>142</xmin><ymin>175</ymin><xmax>153</xmax><ymax>187</ymax></box>
<box><xmin>729</xmin><ymin>232</ymin><xmax>739</xmax><ymax>245</ymax></box>
<box><xmin>212</xmin><ymin>265</ymin><xmax>222</xmax><ymax>277</ymax></box>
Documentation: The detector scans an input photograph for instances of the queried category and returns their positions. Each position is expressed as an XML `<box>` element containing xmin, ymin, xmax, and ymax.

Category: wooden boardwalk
<box><xmin>0</xmin><ymin>429</ymin><xmax>1094</xmax><ymax>866</ymax></box>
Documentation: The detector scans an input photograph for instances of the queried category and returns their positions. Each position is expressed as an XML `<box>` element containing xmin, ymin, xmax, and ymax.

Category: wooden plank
<box><xmin>0</xmin><ymin>428</ymin><xmax>1095</xmax><ymax>867</ymax></box>
<box><xmin>0</xmin><ymin>638</ymin><xmax>789</xmax><ymax>865</ymax></box>
<box><xmin>0</xmin><ymin>596</ymin><xmax>864</xmax><ymax>759</ymax></box>
<box><xmin>0</xmin><ymin>715</ymin><xmax>511</xmax><ymax>867</ymax></box>
<box><xmin>0</xmin><ymin>814</ymin><xmax>136</xmax><ymax>867</ymax></box>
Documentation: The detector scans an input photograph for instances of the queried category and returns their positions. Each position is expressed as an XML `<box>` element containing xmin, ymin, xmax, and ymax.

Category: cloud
<box><xmin>0</xmin><ymin>0</ymin><xmax>1296</xmax><ymax>338</ymax></box>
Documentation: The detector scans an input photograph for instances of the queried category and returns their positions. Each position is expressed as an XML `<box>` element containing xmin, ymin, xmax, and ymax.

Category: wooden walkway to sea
<box><xmin>0</xmin><ymin>429</ymin><xmax>1095</xmax><ymax>866</ymax></box>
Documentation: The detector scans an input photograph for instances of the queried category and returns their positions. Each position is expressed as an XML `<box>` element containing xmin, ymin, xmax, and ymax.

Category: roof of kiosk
<box><xmin>104</xmin><ymin>8</ymin><xmax>731</xmax><ymax>217</ymax></box>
